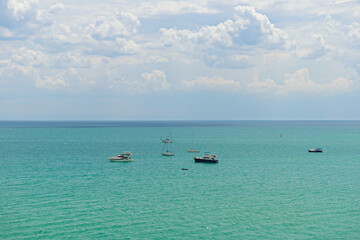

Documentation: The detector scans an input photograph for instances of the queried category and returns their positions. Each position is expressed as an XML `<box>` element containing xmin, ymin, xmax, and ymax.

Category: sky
<box><xmin>0</xmin><ymin>0</ymin><xmax>360</xmax><ymax>120</ymax></box>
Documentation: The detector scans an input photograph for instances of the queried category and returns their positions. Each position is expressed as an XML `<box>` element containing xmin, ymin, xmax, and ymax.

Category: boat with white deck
<box><xmin>308</xmin><ymin>148</ymin><xmax>323</xmax><ymax>152</ymax></box>
<box><xmin>194</xmin><ymin>152</ymin><xmax>218</xmax><ymax>163</ymax></box>
<box><xmin>109</xmin><ymin>151</ymin><xmax>134</xmax><ymax>162</ymax></box>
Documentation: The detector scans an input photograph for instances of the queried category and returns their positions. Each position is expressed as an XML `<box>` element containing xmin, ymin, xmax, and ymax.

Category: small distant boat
<box><xmin>161</xmin><ymin>128</ymin><xmax>173</xmax><ymax>143</ymax></box>
<box><xmin>109</xmin><ymin>151</ymin><xmax>134</xmax><ymax>162</ymax></box>
<box><xmin>182</xmin><ymin>168</ymin><xmax>188</xmax><ymax>170</ymax></box>
<box><xmin>187</xmin><ymin>136</ymin><xmax>200</xmax><ymax>153</ymax></box>
<box><xmin>161</xmin><ymin>141</ymin><xmax>175</xmax><ymax>156</ymax></box>
<box><xmin>194</xmin><ymin>152</ymin><xmax>218</xmax><ymax>163</ymax></box>
<box><xmin>308</xmin><ymin>148</ymin><xmax>323</xmax><ymax>153</ymax></box>
<box><xmin>162</xmin><ymin>150</ymin><xmax>175</xmax><ymax>156</ymax></box>
<box><xmin>187</xmin><ymin>150</ymin><xmax>200</xmax><ymax>153</ymax></box>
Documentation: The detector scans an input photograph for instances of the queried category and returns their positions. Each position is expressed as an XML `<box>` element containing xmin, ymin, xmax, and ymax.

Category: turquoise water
<box><xmin>1</xmin><ymin>121</ymin><xmax>360</xmax><ymax>239</ymax></box>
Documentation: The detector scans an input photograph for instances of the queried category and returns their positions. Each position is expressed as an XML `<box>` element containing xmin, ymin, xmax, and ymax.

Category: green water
<box><xmin>1</xmin><ymin>121</ymin><xmax>360</xmax><ymax>239</ymax></box>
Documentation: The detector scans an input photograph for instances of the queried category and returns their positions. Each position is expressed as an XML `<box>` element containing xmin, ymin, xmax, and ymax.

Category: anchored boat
<box><xmin>109</xmin><ymin>151</ymin><xmax>134</xmax><ymax>162</ymax></box>
<box><xmin>308</xmin><ymin>148</ymin><xmax>323</xmax><ymax>152</ymax></box>
<box><xmin>162</xmin><ymin>141</ymin><xmax>175</xmax><ymax>156</ymax></box>
<box><xmin>161</xmin><ymin>128</ymin><xmax>173</xmax><ymax>143</ymax></box>
<box><xmin>187</xmin><ymin>136</ymin><xmax>200</xmax><ymax>153</ymax></box>
<box><xmin>194</xmin><ymin>152</ymin><xmax>218</xmax><ymax>163</ymax></box>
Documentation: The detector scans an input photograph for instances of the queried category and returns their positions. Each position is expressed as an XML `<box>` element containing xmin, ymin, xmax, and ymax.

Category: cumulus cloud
<box><xmin>86</xmin><ymin>12</ymin><xmax>140</xmax><ymax>40</ymax></box>
<box><xmin>160</xmin><ymin>5</ymin><xmax>289</xmax><ymax>50</ymax></box>
<box><xmin>204</xmin><ymin>54</ymin><xmax>253</xmax><ymax>69</ymax></box>
<box><xmin>85</xmin><ymin>38</ymin><xmax>139</xmax><ymax>56</ymax></box>
<box><xmin>247</xmin><ymin>68</ymin><xmax>356</xmax><ymax>95</ymax></box>
<box><xmin>48</xmin><ymin>3</ymin><xmax>65</xmax><ymax>14</ymax></box>
<box><xmin>140</xmin><ymin>69</ymin><xmax>170</xmax><ymax>92</ymax></box>
<box><xmin>33</xmin><ymin>9</ymin><xmax>141</xmax><ymax>56</ymax></box>
<box><xmin>11</xmin><ymin>47</ymin><xmax>47</xmax><ymax>66</ymax></box>
<box><xmin>296</xmin><ymin>34</ymin><xmax>328</xmax><ymax>59</ymax></box>
<box><xmin>0</xmin><ymin>47</ymin><xmax>96</xmax><ymax>91</ymax></box>
<box><xmin>35</xmin><ymin>68</ymin><xmax>91</xmax><ymax>91</ymax></box>
<box><xmin>6</xmin><ymin>0</ymin><xmax>39</xmax><ymax>21</ymax></box>
<box><xmin>109</xmin><ymin>70</ymin><xmax>171</xmax><ymax>93</ymax></box>
<box><xmin>0</xmin><ymin>26</ymin><xmax>13</xmax><ymax>38</ymax></box>
<box><xmin>0</xmin><ymin>0</ymin><xmax>47</xmax><ymax>35</ymax></box>
<box><xmin>1</xmin><ymin>0</ymin><xmax>360</xmax><ymax>100</ymax></box>
<box><xmin>131</xmin><ymin>1</ymin><xmax>218</xmax><ymax>17</ymax></box>
<box><xmin>182</xmin><ymin>76</ymin><xmax>241</xmax><ymax>92</ymax></box>
<box><xmin>232</xmin><ymin>6</ymin><xmax>289</xmax><ymax>47</ymax></box>
<box><xmin>159</xmin><ymin>5</ymin><xmax>289</xmax><ymax>69</ymax></box>
<box><xmin>0</xmin><ymin>58</ymin><xmax>40</xmax><ymax>89</ymax></box>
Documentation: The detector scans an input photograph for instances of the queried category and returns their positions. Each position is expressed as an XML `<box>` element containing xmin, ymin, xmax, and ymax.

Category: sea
<box><xmin>1</xmin><ymin>121</ymin><xmax>359</xmax><ymax>239</ymax></box>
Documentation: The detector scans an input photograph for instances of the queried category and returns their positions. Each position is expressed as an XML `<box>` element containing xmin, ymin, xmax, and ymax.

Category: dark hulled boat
<box><xmin>308</xmin><ymin>148</ymin><xmax>323</xmax><ymax>152</ymax></box>
<box><xmin>194</xmin><ymin>152</ymin><xmax>218</xmax><ymax>163</ymax></box>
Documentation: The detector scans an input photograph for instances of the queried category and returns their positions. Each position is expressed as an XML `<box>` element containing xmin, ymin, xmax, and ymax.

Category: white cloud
<box><xmin>161</xmin><ymin>5</ymin><xmax>289</xmax><ymax>50</ymax></box>
<box><xmin>140</xmin><ymin>69</ymin><xmax>170</xmax><ymax>92</ymax></box>
<box><xmin>108</xmin><ymin>69</ymin><xmax>170</xmax><ymax>93</ymax></box>
<box><xmin>0</xmin><ymin>0</ymin><xmax>46</xmax><ymax>38</ymax></box>
<box><xmin>48</xmin><ymin>3</ymin><xmax>65</xmax><ymax>14</ymax></box>
<box><xmin>11</xmin><ymin>47</ymin><xmax>47</xmax><ymax>66</ymax></box>
<box><xmin>0</xmin><ymin>27</ymin><xmax>13</xmax><ymax>38</ymax></box>
<box><xmin>233</xmin><ymin>6</ymin><xmax>289</xmax><ymax>47</ymax></box>
<box><xmin>247</xmin><ymin>68</ymin><xmax>356</xmax><ymax>95</ymax></box>
<box><xmin>182</xmin><ymin>76</ymin><xmax>241</xmax><ymax>92</ymax></box>
<box><xmin>32</xmin><ymin>9</ymin><xmax>141</xmax><ymax>57</ymax></box>
<box><xmin>87</xmin><ymin>12</ymin><xmax>140</xmax><ymax>40</ymax></box>
<box><xmin>34</xmin><ymin>68</ymin><xmax>95</xmax><ymax>91</ymax></box>
<box><xmin>159</xmin><ymin>5</ymin><xmax>289</xmax><ymax>69</ymax></box>
<box><xmin>6</xmin><ymin>0</ymin><xmax>39</xmax><ymax>21</ymax></box>
<box><xmin>230</xmin><ymin>0</ymin><xmax>360</xmax><ymax>19</ymax></box>
<box><xmin>296</xmin><ymin>34</ymin><xmax>328</xmax><ymax>60</ymax></box>
<box><xmin>146</xmin><ymin>55</ymin><xmax>168</xmax><ymax>63</ymax></box>
<box><xmin>204</xmin><ymin>54</ymin><xmax>253</xmax><ymax>69</ymax></box>
<box><xmin>0</xmin><ymin>58</ymin><xmax>40</xmax><ymax>89</ymax></box>
<box><xmin>130</xmin><ymin>1</ymin><xmax>218</xmax><ymax>17</ymax></box>
<box><xmin>84</xmin><ymin>38</ymin><xmax>139</xmax><ymax>56</ymax></box>
<box><xmin>0</xmin><ymin>0</ymin><xmax>360</xmax><ymax>101</ymax></box>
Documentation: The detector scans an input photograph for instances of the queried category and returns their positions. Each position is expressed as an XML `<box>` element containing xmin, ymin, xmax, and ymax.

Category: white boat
<box><xmin>109</xmin><ymin>151</ymin><xmax>134</xmax><ymax>162</ymax></box>
<box><xmin>161</xmin><ymin>141</ymin><xmax>175</xmax><ymax>156</ymax></box>
<box><xmin>161</xmin><ymin>128</ymin><xmax>173</xmax><ymax>143</ymax></box>
<box><xmin>187</xmin><ymin>150</ymin><xmax>200</xmax><ymax>153</ymax></box>
<box><xmin>187</xmin><ymin>136</ymin><xmax>199</xmax><ymax>153</ymax></box>
<box><xmin>162</xmin><ymin>150</ymin><xmax>175</xmax><ymax>156</ymax></box>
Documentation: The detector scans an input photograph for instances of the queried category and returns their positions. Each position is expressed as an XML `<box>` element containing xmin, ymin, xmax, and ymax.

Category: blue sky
<box><xmin>0</xmin><ymin>0</ymin><xmax>359</xmax><ymax>120</ymax></box>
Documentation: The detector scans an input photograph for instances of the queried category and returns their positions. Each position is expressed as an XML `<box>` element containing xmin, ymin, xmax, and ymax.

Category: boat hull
<box><xmin>187</xmin><ymin>150</ymin><xmax>200</xmax><ymax>153</ymax></box>
<box><xmin>109</xmin><ymin>158</ymin><xmax>134</xmax><ymax>162</ymax></box>
<box><xmin>162</xmin><ymin>153</ymin><xmax>175</xmax><ymax>156</ymax></box>
<box><xmin>194</xmin><ymin>158</ymin><xmax>218</xmax><ymax>163</ymax></box>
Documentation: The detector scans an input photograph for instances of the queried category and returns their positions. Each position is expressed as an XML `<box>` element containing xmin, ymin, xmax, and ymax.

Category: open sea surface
<box><xmin>1</xmin><ymin>121</ymin><xmax>360</xmax><ymax>239</ymax></box>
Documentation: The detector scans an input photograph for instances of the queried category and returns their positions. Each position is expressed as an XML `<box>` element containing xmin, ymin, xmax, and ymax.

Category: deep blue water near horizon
<box><xmin>1</xmin><ymin>121</ymin><xmax>360</xmax><ymax>239</ymax></box>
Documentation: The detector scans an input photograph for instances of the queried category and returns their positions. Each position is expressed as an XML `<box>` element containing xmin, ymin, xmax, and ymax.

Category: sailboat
<box><xmin>161</xmin><ymin>128</ymin><xmax>173</xmax><ymax>143</ymax></box>
<box><xmin>187</xmin><ymin>136</ymin><xmax>199</xmax><ymax>153</ymax></box>
<box><xmin>162</xmin><ymin>142</ymin><xmax>175</xmax><ymax>156</ymax></box>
